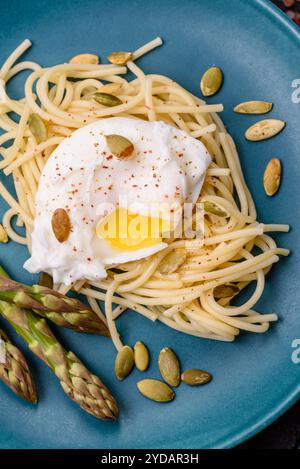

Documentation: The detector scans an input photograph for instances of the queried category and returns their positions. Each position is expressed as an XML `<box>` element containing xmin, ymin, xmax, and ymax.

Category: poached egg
<box><xmin>24</xmin><ymin>117</ymin><xmax>211</xmax><ymax>284</ymax></box>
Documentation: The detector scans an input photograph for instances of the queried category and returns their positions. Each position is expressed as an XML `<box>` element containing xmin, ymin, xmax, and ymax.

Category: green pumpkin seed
<box><xmin>28</xmin><ymin>113</ymin><xmax>47</xmax><ymax>143</ymax></box>
<box><xmin>93</xmin><ymin>92</ymin><xmax>123</xmax><ymax>107</ymax></box>
<box><xmin>106</xmin><ymin>134</ymin><xmax>135</xmax><ymax>160</ymax></box>
<box><xmin>107</xmin><ymin>51</ymin><xmax>133</xmax><ymax>66</ymax></box>
<box><xmin>114</xmin><ymin>345</ymin><xmax>134</xmax><ymax>380</ymax></box>
<box><xmin>181</xmin><ymin>369</ymin><xmax>212</xmax><ymax>386</ymax></box>
<box><xmin>245</xmin><ymin>119</ymin><xmax>285</xmax><ymax>141</ymax></box>
<box><xmin>234</xmin><ymin>101</ymin><xmax>273</xmax><ymax>115</ymax></box>
<box><xmin>134</xmin><ymin>341</ymin><xmax>149</xmax><ymax>371</ymax></box>
<box><xmin>203</xmin><ymin>201</ymin><xmax>229</xmax><ymax>218</ymax></box>
<box><xmin>38</xmin><ymin>272</ymin><xmax>53</xmax><ymax>289</ymax></box>
<box><xmin>213</xmin><ymin>283</ymin><xmax>240</xmax><ymax>299</ymax></box>
<box><xmin>200</xmin><ymin>67</ymin><xmax>223</xmax><ymax>97</ymax></box>
<box><xmin>158</xmin><ymin>347</ymin><xmax>180</xmax><ymax>387</ymax></box>
<box><xmin>263</xmin><ymin>158</ymin><xmax>281</xmax><ymax>196</ymax></box>
<box><xmin>137</xmin><ymin>379</ymin><xmax>175</xmax><ymax>402</ymax></box>
<box><xmin>159</xmin><ymin>249</ymin><xmax>187</xmax><ymax>275</ymax></box>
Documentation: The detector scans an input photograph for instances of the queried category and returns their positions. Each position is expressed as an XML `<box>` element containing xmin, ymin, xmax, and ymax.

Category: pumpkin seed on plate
<box><xmin>106</xmin><ymin>134</ymin><xmax>135</xmax><ymax>160</ymax></box>
<box><xmin>98</xmin><ymin>83</ymin><xmax>122</xmax><ymax>94</ymax></box>
<box><xmin>263</xmin><ymin>158</ymin><xmax>281</xmax><ymax>196</ymax></box>
<box><xmin>114</xmin><ymin>345</ymin><xmax>134</xmax><ymax>381</ymax></box>
<box><xmin>181</xmin><ymin>369</ymin><xmax>212</xmax><ymax>386</ymax></box>
<box><xmin>28</xmin><ymin>113</ymin><xmax>47</xmax><ymax>143</ymax></box>
<box><xmin>0</xmin><ymin>224</ymin><xmax>8</xmax><ymax>243</ymax></box>
<box><xmin>158</xmin><ymin>249</ymin><xmax>187</xmax><ymax>275</ymax></box>
<box><xmin>158</xmin><ymin>347</ymin><xmax>180</xmax><ymax>387</ymax></box>
<box><xmin>137</xmin><ymin>379</ymin><xmax>175</xmax><ymax>402</ymax></box>
<box><xmin>200</xmin><ymin>67</ymin><xmax>223</xmax><ymax>97</ymax></box>
<box><xmin>107</xmin><ymin>51</ymin><xmax>133</xmax><ymax>66</ymax></box>
<box><xmin>245</xmin><ymin>119</ymin><xmax>285</xmax><ymax>141</ymax></box>
<box><xmin>69</xmin><ymin>53</ymin><xmax>99</xmax><ymax>65</ymax></box>
<box><xmin>134</xmin><ymin>341</ymin><xmax>149</xmax><ymax>371</ymax></box>
<box><xmin>234</xmin><ymin>101</ymin><xmax>273</xmax><ymax>115</ymax></box>
<box><xmin>93</xmin><ymin>92</ymin><xmax>123</xmax><ymax>107</ymax></box>
<box><xmin>203</xmin><ymin>200</ymin><xmax>229</xmax><ymax>218</ymax></box>
<box><xmin>213</xmin><ymin>283</ymin><xmax>240</xmax><ymax>299</ymax></box>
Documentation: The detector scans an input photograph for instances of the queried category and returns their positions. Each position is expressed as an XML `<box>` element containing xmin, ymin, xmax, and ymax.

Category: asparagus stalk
<box><xmin>0</xmin><ymin>327</ymin><xmax>37</xmax><ymax>403</ymax></box>
<box><xmin>0</xmin><ymin>301</ymin><xmax>119</xmax><ymax>420</ymax></box>
<box><xmin>0</xmin><ymin>272</ymin><xmax>109</xmax><ymax>336</ymax></box>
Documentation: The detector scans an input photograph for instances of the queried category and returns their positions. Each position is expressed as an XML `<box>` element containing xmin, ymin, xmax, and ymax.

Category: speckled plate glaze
<box><xmin>0</xmin><ymin>0</ymin><xmax>299</xmax><ymax>449</ymax></box>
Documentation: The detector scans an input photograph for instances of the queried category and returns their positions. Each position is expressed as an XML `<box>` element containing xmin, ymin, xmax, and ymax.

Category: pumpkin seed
<box><xmin>213</xmin><ymin>283</ymin><xmax>240</xmax><ymax>299</ymax></box>
<box><xmin>28</xmin><ymin>113</ymin><xmax>47</xmax><ymax>143</ymax></box>
<box><xmin>38</xmin><ymin>272</ymin><xmax>53</xmax><ymax>289</ymax></box>
<box><xmin>0</xmin><ymin>224</ymin><xmax>8</xmax><ymax>243</ymax></box>
<box><xmin>93</xmin><ymin>92</ymin><xmax>123</xmax><ymax>107</ymax></box>
<box><xmin>263</xmin><ymin>158</ymin><xmax>281</xmax><ymax>196</ymax></box>
<box><xmin>203</xmin><ymin>200</ymin><xmax>229</xmax><ymax>218</ymax></box>
<box><xmin>181</xmin><ymin>369</ymin><xmax>212</xmax><ymax>386</ymax></box>
<box><xmin>106</xmin><ymin>134</ymin><xmax>134</xmax><ymax>160</ymax></box>
<box><xmin>245</xmin><ymin>119</ymin><xmax>285</xmax><ymax>141</ymax></box>
<box><xmin>200</xmin><ymin>67</ymin><xmax>223</xmax><ymax>97</ymax></box>
<box><xmin>69</xmin><ymin>53</ymin><xmax>99</xmax><ymax>64</ymax></box>
<box><xmin>51</xmin><ymin>208</ymin><xmax>71</xmax><ymax>243</ymax></box>
<box><xmin>114</xmin><ymin>345</ymin><xmax>134</xmax><ymax>380</ymax></box>
<box><xmin>137</xmin><ymin>379</ymin><xmax>175</xmax><ymax>402</ymax></box>
<box><xmin>98</xmin><ymin>83</ymin><xmax>122</xmax><ymax>94</ymax></box>
<box><xmin>159</xmin><ymin>249</ymin><xmax>187</xmax><ymax>275</ymax></box>
<box><xmin>234</xmin><ymin>101</ymin><xmax>273</xmax><ymax>115</ymax></box>
<box><xmin>107</xmin><ymin>51</ymin><xmax>133</xmax><ymax>66</ymax></box>
<box><xmin>158</xmin><ymin>347</ymin><xmax>180</xmax><ymax>387</ymax></box>
<box><xmin>134</xmin><ymin>341</ymin><xmax>149</xmax><ymax>371</ymax></box>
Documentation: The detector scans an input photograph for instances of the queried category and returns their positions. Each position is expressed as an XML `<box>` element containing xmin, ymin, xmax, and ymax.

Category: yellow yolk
<box><xmin>96</xmin><ymin>208</ymin><xmax>172</xmax><ymax>251</ymax></box>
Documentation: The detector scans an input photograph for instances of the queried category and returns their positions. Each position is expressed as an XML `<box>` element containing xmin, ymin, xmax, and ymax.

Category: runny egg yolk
<box><xmin>96</xmin><ymin>208</ymin><xmax>173</xmax><ymax>251</ymax></box>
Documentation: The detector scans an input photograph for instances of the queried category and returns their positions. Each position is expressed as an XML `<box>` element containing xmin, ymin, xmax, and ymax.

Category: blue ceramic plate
<box><xmin>0</xmin><ymin>0</ymin><xmax>299</xmax><ymax>449</ymax></box>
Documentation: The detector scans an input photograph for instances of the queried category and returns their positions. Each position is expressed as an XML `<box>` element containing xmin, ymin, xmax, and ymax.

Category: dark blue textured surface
<box><xmin>0</xmin><ymin>0</ymin><xmax>299</xmax><ymax>449</ymax></box>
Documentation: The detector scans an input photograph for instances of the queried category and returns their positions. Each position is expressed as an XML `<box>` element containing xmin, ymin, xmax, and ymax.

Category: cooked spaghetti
<box><xmin>0</xmin><ymin>38</ymin><xmax>289</xmax><ymax>350</ymax></box>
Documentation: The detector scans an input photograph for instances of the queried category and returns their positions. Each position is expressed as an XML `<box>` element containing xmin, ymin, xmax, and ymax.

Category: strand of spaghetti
<box><xmin>204</xmin><ymin>308</ymin><xmax>271</xmax><ymax>333</ymax></box>
<box><xmin>219</xmin><ymin>132</ymin><xmax>249</xmax><ymax>216</ymax></box>
<box><xmin>117</xmin><ymin>250</ymin><xmax>170</xmax><ymax>293</ymax></box>
<box><xmin>0</xmin><ymin>181</ymin><xmax>33</xmax><ymax>225</ymax></box>
<box><xmin>158</xmin><ymin>315</ymin><xmax>234</xmax><ymax>341</ymax></box>
<box><xmin>5</xmin><ymin>61</ymin><xmax>41</xmax><ymax>81</ymax></box>
<box><xmin>2</xmin><ymin>208</ymin><xmax>27</xmax><ymax>244</ymax></box>
<box><xmin>227</xmin><ymin>133</ymin><xmax>257</xmax><ymax>219</ymax></box>
<box><xmin>86</xmin><ymin>296</ymin><xmax>108</xmax><ymax>326</ymax></box>
<box><xmin>263</xmin><ymin>224</ymin><xmax>290</xmax><ymax>233</ymax></box>
<box><xmin>0</xmin><ymin>104</ymin><xmax>31</xmax><ymax>169</ymax></box>
<box><xmin>80</xmin><ymin>287</ymin><xmax>158</xmax><ymax>321</ymax></box>
<box><xmin>145</xmin><ymin>77</ymin><xmax>156</xmax><ymax>121</ymax></box>
<box><xmin>106</xmin><ymin>280</ymin><xmax>134</xmax><ymax>350</ymax></box>
<box><xmin>4</xmin><ymin>136</ymin><xmax>64</xmax><ymax>175</ymax></box>
<box><xmin>183</xmin><ymin>249</ymin><xmax>286</xmax><ymax>283</ymax></box>
<box><xmin>132</xmin><ymin>37</ymin><xmax>163</xmax><ymax>60</ymax></box>
<box><xmin>112</xmin><ymin>305</ymin><xmax>127</xmax><ymax>320</ymax></box>
<box><xmin>190</xmin><ymin>123</ymin><xmax>216</xmax><ymax>138</ymax></box>
<box><xmin>0</xmin><ymin>39</ymin><xmax>32</xmax><ymax>78</ymax></box>
<box><xmin>53</xmin><ymin>72</ymin><xmax>67</xmax><ymax>106</ymax></box>
<box><xmin>183</xmin><ymin>305</ymin><xmax>239</xmax><ymax>336</ymax></box>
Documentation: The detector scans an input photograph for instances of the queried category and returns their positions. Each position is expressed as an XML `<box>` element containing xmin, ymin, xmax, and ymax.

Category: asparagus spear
<box><xmin>0</xmin><ymin>272</ymin><xmax>109</xmax><ymax>336</ymax></box>
<box><xmin>0</xmin><ymin>327</ymin><xmax>37</xmax><ymax>403</ymax></box>
<box><xmin>0</xmin><ymin>301</ymin><xmax>119</xmax><ymax>420</ymax></box>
